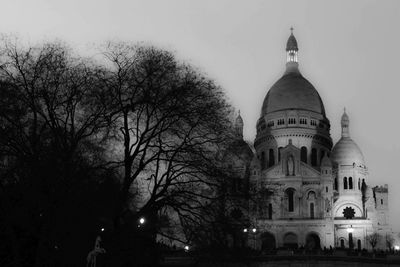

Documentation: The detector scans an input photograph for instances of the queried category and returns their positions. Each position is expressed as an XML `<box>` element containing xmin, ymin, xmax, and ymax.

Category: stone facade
<box><xmin>231</xmin><ymin>30</ymin><xmax>393</xmax><ymax>251</ymax></box>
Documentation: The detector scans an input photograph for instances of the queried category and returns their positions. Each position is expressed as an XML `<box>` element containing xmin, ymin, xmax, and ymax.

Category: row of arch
<box><xmin>334</xmin><ymin>177</ymin><xmax>362</xmax><ymax>191</ymax></box>
<box><xmin>339</xmin><ymin>238</ymin><xmax>362</xmax><ymax>250</ymax></box>
<box><xmin>254</xmin><ymin>133</ymin><xmax>332</xmax><ymax>149</ymax></box>
<box><xmin>261</xmin><ymin>232</ymin><xmax>321</xmax><ymax>250</ymax></box>
<box><xmin>260</xmin><ymin>146</ymin><xmax>329</xmax><ymax>170</ymax></box>
<box><xmin>260</xmin><ymin>233</ymin><xmax>364</xmax><ymax>250</ymax></box>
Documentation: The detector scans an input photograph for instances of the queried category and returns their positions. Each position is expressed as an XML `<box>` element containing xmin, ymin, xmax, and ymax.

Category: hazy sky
<box><xmin>1</xmin><ymin>0</ymin><xmax>399</xmax><ymax>231</ymax></box>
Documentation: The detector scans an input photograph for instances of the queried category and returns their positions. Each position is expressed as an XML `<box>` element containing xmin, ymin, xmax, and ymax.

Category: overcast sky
<box><xmin>1</xmin><ymin>0</ymin><xmax>399</xmax><ymax>231</ymax></box>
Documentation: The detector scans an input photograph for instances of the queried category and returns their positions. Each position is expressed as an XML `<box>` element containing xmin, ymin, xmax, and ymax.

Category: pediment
<box><xmin>264</xmin><ymin>163</ymin><xmax>285</xmax><ymax>177</ymax></box>
<box><xmin>299</xmin><ymin>162</ymin><xmax>321</xmax><ymax>178</ymax></box>
<box><xmin>264</xmin><ymin>161</ymin><xmax>320</xmax><ymax>178</ymax></box>
<box><xmin>262</xmin><ymin>141</ymin><xmax>321</xmax><ymax>178</ymax></box>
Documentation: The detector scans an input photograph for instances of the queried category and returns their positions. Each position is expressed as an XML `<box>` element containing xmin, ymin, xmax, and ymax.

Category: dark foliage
<box><xmin>0</xmin><ymin>38</ymin><xmax>235</xmax><ymax>266</ymax></box>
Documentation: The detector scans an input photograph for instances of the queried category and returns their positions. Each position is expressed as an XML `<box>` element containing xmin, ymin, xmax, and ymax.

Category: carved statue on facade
<box><xmin>287</xmin><ymin>155</ymin><xmax>295</xmax><ymax>176</ymax></box>
<box><xmin>325</xmin><ymin>198</ymin><xmax>331</xmax><ymax>212</ymax></box>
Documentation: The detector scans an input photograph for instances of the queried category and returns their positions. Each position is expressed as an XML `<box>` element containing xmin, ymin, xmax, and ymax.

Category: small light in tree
<box><xmin>252</xmin><ymin>228</ymin><xmax>257</xmax><ymax>233</ymax></box>
<box><xmin>101</xmin><ymin>228</ymin><xmax>105</xmax><ymax>232</ymax></box>
<box><xmin>243</xmin><ymin>228</ymin><xmax>248</xmax><ymax>233</ymax></box>
<box><xmin>395</xmin><ymin>245</ymin><xmax>400</xmax><ymax>251</ymax></box>
<box><xmin>184</xmin><ymin>245</ymin><xmax>189</xmax><ymax>252</ymax></box>
<box><xmin>139</xmin><ymin>217</ymin><xmax>145</xmax><ymax>224</ymax></box>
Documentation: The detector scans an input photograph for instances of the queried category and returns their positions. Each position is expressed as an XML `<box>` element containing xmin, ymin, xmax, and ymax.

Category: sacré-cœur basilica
<box><xmin>230</xmin><ymin>29</ymin><xmax>393</xmax><ymax>251</ymax></box>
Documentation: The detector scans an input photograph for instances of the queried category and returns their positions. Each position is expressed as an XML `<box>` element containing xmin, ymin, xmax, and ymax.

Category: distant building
<box><xmin>231</xmin><ymin>29</ymin><xmax>394</xmax><ymax>250</ymax></box>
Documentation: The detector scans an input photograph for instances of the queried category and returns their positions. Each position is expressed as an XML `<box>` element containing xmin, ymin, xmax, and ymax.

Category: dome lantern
<box><xmin>235</xmin><ymin>110</ymin><xmax>244</xmax><ymax>139</ymax></box>
<box><xmin>341</xmin><ymin>108</ymin><xmax>350</xmax><ymax>138</ymax></box>
<box><xmin>286</xmin><ymin>27</ymin><xmax>299</xmax><ymax>73</ymax></box>
<box><xmin>260</xmin><ymin>28</ymin><xmax>327</xmax><ymax>117</ymax></box>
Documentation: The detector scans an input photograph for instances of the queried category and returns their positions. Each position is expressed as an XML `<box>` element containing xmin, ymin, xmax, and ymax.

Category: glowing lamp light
<box><xmin>101</xmin><ymin>228</ymin><xmax>105</xmax><ymax>232</ymax></box>
<box><xmin>139</xmin><ymin>217</ymin><xmax>145</xmax><ymax>225</ymax></box>
<box><xmin>243</xmin><ymin>228</ymin><xmax>248</xmax><ymax>233</ymax></box>
<box><xmin>395</xmin><ymin>245</ymin><xmax>400</xmax><ymax>251</ymax></box>
<box><xmin>252</xmin><ymin>228</ymin><xmax>257</xmax><ymax>233</ymax></box>
<box><xmin>347</xmin><ymin>225</ymin><xmax>354</xmax><ymax>233</ymax></box>
<box><xmin>184</xmin><ymin>245</ymin><xmax>190</xmax><ymax>252</ymax></box>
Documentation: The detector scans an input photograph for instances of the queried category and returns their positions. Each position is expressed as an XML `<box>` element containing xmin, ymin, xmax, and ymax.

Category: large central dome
<box><xmin>261</xmin><ymin>30</ymin><xmax>326</xmax><ymax>117</ymax></box>
<box><xmin>254</xmin><ymin>29</ymin><xmax>332</xmax><ymax>168</ymax></box>
<box><xmin>261</xmin><ymin>72</ymin><xmax>326</xmax><ymax>116</ymax></box>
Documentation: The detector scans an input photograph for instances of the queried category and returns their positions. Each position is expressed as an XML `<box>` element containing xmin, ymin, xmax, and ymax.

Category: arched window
<box><xmin>278</xmin><ymin>147</ymin><xmax>283</xmax><ymax>162</ymax></box>
<box><xmin>286</xmin><ymin>188</ymin><xmax>295</xmax><ymax>212</ymax></box>
<box><xmin>268</xmin><ymin>203</ymin><xmax>272</xmax><ymax>219</ymax></box>
<box><xmin>311</xmin><ymin>148</ymin><xmax>317</xmax><ymax>166</ymax></box>
<box><xmin>343</xmin><ymin>177</ymin><xmax>348</xmax><ymax>189</ymax></box>
<box><xmin>320</xmin><ymin>150</ymin><xmax>325</xmax><ymax>162</ymax></box>
<box><xmin>349</xmin><ymin>177</ymin><xmax>353</xmax><ymax>189</ymax></box>
<box><xmin>310</xmin><ymin>203</ymin><xmax>314</xmax><ymax>219</ymax></box>
<box><xmin>301</xmin><ymin>147</ymin><xmax>307</xmax><ymax>163</ymax></box>
<box><xmin>334</xmin><ymin>178</ymin><xmax>338</xmax><ymax>190</ymax></box>
<box><xmin>261</xmin><ymin>152</ymin><xmax>265</xmax><ymax>170</ymax></box>
<box><xmin>268</xmin><ymin>149</ymin><xmax>275</xmax><ymax>167</ymax></box>
<box><xmin>340</xmin><ymin>239</ymin><xmax>345</xmax><ymax>249</ymax></box>
<box><xmin>357</xmin><ymin>239</ymin><xmax>362</xmax><ymax>250</ymax></box>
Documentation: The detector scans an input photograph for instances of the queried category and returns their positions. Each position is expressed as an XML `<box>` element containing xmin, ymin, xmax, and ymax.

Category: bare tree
<box><xmin>366</xmin><ymin>232</ymin><xmax>380</xmax><ymax>250</ymax></box>
<box><xmin>0</xmin><ymin>38</ymin><xmax>111</xmax><ymax>267</ymax></box>
<box><xmin>99</xmin><ymin>43</ymin><xmax>233</xmax><ymax>237</ymax></box>
<box><xmin>386</xmin><ymin>234</ymin><xmax>395</xmax><ymax>251</ymax></box>
<box><xmin>0</xmin><ymin>38</ymin><xmax>235</xmax><ymax>266</ymax></box>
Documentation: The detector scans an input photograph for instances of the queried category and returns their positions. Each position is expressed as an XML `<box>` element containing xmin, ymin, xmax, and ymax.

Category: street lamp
<box><xmin>184</xmin><ymin>245</ymin><xmax>190</xmax><ymax>252</ymax></box>
<box><xmin>252</xmin><ymin>228</ymin><xmax>257</xmax><ymax>249</ymax></box>
<box><xmin>347</xmin><ymin>225</ymin><xmax>354</xmax><ymax>249</ymax></box>
<box><xmin>394</xmin><ymin>245</ymin><xmax>399</xmax><ymax>251</ymax></box>
<box><xmin>243</xmin><ymin>226</ymin><xmax>257</xmax><ymax>249</ymax></box>
<box><xmin>138</xmin><ymin>217</ymin><xmax>146</xmax><ymax>228</ymax></box>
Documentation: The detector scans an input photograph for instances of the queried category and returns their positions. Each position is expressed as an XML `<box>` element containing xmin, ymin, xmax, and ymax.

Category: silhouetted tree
<box><xmin>367</xmin><ymin>232</ymin><xmax>380</xmax><ymax>250</ymax></box>
<box><xmin>99</xmin><ymin>43</ymin><xmax>233</xmax><ymax>238</ymax></box>
<box><xmin>0</xmin><ymin>38</ymin><xmax>235</xmax><ymax>267</ymax></box>
<box><xmin>386</xmin><ymin>234</ymin><xmax>394</xmax><ymax>251</ymax></box>
<box><xmin>0</xmin><ymin>38</ymin><xmax>113</xmax><ymax>267</ymax></box>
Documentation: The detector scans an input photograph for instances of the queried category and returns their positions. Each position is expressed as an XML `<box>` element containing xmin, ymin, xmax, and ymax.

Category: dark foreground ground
<box><xmin>159</xmin><ymin>252</ymin><xmax>400</xmax><ymax>267</ymax></box>
<box><xmin>160</xmin><ymin>256</ymin><xmax>400</xmax><ymax>267</ymax></box>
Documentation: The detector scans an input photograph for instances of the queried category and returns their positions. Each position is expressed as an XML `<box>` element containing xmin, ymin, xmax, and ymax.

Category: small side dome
<box><xmin>331</xmin><ymin>110</ymin><xmax>365</xmax><ymax>166</ymax></box>
<box><xmin>227</xmin><ymin>139</ymin><xmax>254</xmax><ymax>162</ymax></box>
<box><xmin>331</xmin><ymin>138</ymin><xmax>365</xmax><ymax>166</ymax></box>
<box><xmin>321</xmin><ymin>154</ymin><xmax>332</xmax><ymax>167</ymax></box>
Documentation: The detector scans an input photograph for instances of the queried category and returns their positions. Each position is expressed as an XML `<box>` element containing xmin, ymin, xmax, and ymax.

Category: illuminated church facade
<box><xmin>232</xmin><ymin>30</ymin><xmax>392</xmax><ymax>250</ymax></box>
